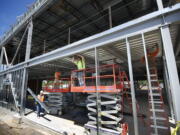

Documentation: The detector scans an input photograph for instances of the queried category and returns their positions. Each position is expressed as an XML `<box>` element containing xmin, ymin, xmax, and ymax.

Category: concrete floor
<box><xmin>23</xmin><ymin>90</ymin><xmax>171</xmax><ymax>135</ymax></box>
<box><xmin>25</xmin><ymin>111</ymin><xmax>86</xmax><ymax>135</ymax></box>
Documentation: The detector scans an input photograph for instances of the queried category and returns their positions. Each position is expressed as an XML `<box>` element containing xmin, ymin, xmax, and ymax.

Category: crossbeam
<box><xmin>0</xmin><ymin>4</ymin><xmax>180</xmax><ymax>75</ymax></box>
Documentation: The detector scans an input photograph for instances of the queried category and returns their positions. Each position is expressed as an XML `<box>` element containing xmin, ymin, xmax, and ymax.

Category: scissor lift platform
<box><xmin>71</xmin><ymin>64</ymin><xmax>124</xmax><ymax>93</ymax></box>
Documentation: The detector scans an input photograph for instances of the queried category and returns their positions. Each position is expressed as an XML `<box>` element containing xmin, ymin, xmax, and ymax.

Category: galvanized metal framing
<box><xmin>0</xmin><ymin>0</ymin><xmax>55</xmax><ymax>47</ymax></box>
<box><xmin>0</xmin><ymin>4</ymin><xmax>179</xmax><ymax>76</ymax></box>
<box><xmin>68</xmin><ymin>28</ymin><xmax>71</xmax><ymax>44</ymax></box>
<box><xmin>20</xmin><ymin>20</ymin><xmax>34</xmax><ymax>115</ymax></box>
<box><xmin>95</xmin><ymin>47</ymin><xmax>101</xmax><ymax>135</ymax></box>
<box><xmin>25</xmin><ymin>20</ymin><xmax>33</xmax><ymax>61</ymax></box>
<box><xmin>156</xmin><ymin>0</ymin><xmax>163</xmax><ymax>10</ymax></box>
<box><xmin>0</xmin><ymin>49</ymin><xmax>3</xmax><ymax>65</ymax></box>
<box><xmin>11</xmin><ymin>25</ymin><xmax>29</xmax><ymax>65</ymax></box>
<box><xmin>126</xmin><ymin>37</ymin><xmax>139</xmax><ymax>135</ymax></box>
<box><xmin>161</xmin><ymin>25</ymin><xmax>180</xmax><ymax>121</ymax></box>
<box><xmin>0</xmin><ymin>2</ymin><xmax>179</xmax><ymax>132</ymax></box>
<box><xmin>2</xmin><ymin>47</ymin><xmax>9</xmax><ymax>66</ymax></box>
<box><xmin>163</xmin><ymin>56</ymin><xmax>175</xmax><ymax>119</ymax></box>
<box><xmin>108</xmin><ymin>6</ymin><xmax>112</xmax><ymax>28</ymax></box>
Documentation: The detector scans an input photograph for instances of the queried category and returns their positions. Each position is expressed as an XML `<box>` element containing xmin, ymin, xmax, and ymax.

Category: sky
<box><xmin>0</xmin><ymin>0</ymin><xmax>36</xmax><ymax>38</ymax></box>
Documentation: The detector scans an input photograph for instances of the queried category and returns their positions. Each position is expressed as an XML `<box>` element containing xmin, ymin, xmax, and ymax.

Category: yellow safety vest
<box><xmin>74</xmin><ymin>59</ymin><xmax>85</xmax><ymax>69</ymax></box>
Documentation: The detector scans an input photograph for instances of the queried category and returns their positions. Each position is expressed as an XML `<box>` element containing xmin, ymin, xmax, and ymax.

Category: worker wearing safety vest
<box><xmin>36</xmin><ymin>90</ymin><xmax>45</xmax><ymax>117</ymax></box>
<box><xmin>141</xmin><ymin>43</ymin><xmax>160</xmax><ymax>64</ymax></box>
<box><xmin>72</xmin><ymin>55</ymin><xmax>86</xmax><ymax>86</ymax></box>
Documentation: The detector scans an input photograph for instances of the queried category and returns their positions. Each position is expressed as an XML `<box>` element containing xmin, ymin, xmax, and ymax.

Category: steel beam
<box><xmin>126</xmin><ymin>38</ymin><xmax>139</xmax><ymax>135</ymax></box>
<box><xmin>20</xmin><ymin>20</ymin><xmax>33</xmax><ymax>115</ymax></box>
<box><xmin>161</xmin><ymin>25</ymin><xmax>180</xmax><ymax>121</ymax></box>
<box><xmin>11</xmin><ymin>25</ymin><xmax>28</xmax><ymax>65</ymax></box>
<box><xmin>108</xmin><ymin>6</ymin><xmax>112</xmax><ymax>28</ymax></box>
<box><xmin>2</xmin><ymin>47</ymin><xmax>9</xmax><ymax>66</ymax></box>
<box><xmin>0</xmin><ymin>48</ymin><xmax>3</xmax><ymax>65</ymax></box>
<box><xmin>0</xmin><ymin>0</ymin><xmax>55</xmax><ymax>47</ymax></box>
<box><xmin>163</xmin><ymin>56</ymin><xmax>175</xmax><ymax>119</ymax></box>
<box><xmin>156</xmin><ymin>0</ymin><xmax>163</xmax><ymax>10</ymax></box>
<box><xmin>25</xmin><ymin>20</ymin><xmax>33</xmax><ymax>61</ymax></box>
<box><xmin>0</xmin><ymin>4</ymin><xmax>180</xmax><ymax>75</ymax></box>
<box><xmin>68</xmin><ymin>28</ymin><xmax>71</xmax><ymax>44</ymax></box>
<box><xmin>95</xmin><ymin>47</ymin><xmax>101</xmax><ymax>135</ymax></box>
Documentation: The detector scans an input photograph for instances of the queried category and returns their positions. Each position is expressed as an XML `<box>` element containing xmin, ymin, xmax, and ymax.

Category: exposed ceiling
<box><xmin>4</xmin><ymin>0</ymin><xmax>160</xmax><ymax>64</ymax></box>
<box><xmin>28</xmin><ymin>24</ymin><xmax>180</xmax><ymax>80</ymax></box>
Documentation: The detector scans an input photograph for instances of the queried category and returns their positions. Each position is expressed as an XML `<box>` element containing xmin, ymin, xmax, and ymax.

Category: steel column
<box><xmin>0</xmin><ymin>48</ymin><xmax>3</xmax><ymax>65</ymax></box>
<box><xmin>95</xmin><ymin>47</ymin><xmax>101</xmax><ymax>135</ymax></box>
<box><xmin>163</xmin><ymin>56</ymin><xmax>175</xmax><ymax>119</ymax></box>
<box><xmin>43</xmin><ymin>40</ymin><xmax>46</xmax><ymax>54</ymax></box>
<box><xmin>156</xmin><ymin>0</ymin><xmax>163</xmax><ymax>10</ymax></box>
<box><xmin>2</xmin><ymin>47</ymin><xmax>9</xmax><ymax>66</ymax></box>
<box><xmin>25</xmin><ymin>20</ymin><xmax>33</xmax><ymax>60</ymax></box>
<box><xmin>108</xmin><ymin>6</ymin><xmax>112</xmax><ymax>29</ymax></box>
<box><xmin>20</xmin><ymin>20</ymin><xmax>33</xmax><ymax>115</ymax></box>
<box><xmin>68</xmin><ymin>28</ymin><xmax>71</xmax><ymax>44</ymax></box>
<box><xmin>126</xmin><ymin>38</ymin><xmax>139</xmax><ymax>135</ymax></box>
<box><xmin>160</xmin><ymin>25</ymin><xmax>180</xmax><ymax>121</ymax></box>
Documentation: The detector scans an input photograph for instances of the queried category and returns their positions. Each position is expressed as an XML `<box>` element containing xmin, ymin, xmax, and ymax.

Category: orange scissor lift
<box><xmin>43</xmin><ymin>78</ymin><xmax>71</xmax><ymax>93</ymax></box>
<box><xmin>43</xmin><ymin>64</ymin><xmax>129</xmax><ymax>135</ymax></box>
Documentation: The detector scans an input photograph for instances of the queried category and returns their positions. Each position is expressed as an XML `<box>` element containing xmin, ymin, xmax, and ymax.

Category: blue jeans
<box><xmin>77</xmin><ymin>71</ymin><xmax>84</xmax><ymax>86</ymax></box>
<box><xmin>36</xmin><ymin>103</ymin><xmax>44</xmax><ymax>116</ymax></box>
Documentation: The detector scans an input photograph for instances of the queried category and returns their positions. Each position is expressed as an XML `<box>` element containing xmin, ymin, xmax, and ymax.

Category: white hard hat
<box><xmin>40</xmin><ymin>90</ymin><xmax>44</xmax><ymax>94</ymax></box>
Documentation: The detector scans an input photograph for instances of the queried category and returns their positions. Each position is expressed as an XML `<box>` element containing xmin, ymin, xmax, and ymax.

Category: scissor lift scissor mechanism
<box><xmin>42</xmin><ymin>64</ymin><xmax>129</xmax><ymax>135</ymax></box>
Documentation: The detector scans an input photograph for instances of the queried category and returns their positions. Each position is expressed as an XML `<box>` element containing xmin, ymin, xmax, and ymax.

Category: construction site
<box><xmin>0</xmin><ymin>0</ymin><xmax>180</xmax><ymax>135</ymax></box>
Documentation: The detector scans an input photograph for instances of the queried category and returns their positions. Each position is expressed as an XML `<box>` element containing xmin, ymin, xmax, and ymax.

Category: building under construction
<box><xmin>0</xmin><ymin>0</ymin><xmax>180</xmax><ymax>135</ymax></box>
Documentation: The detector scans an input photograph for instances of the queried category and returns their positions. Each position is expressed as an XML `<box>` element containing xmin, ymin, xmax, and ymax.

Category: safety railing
<box><xmin>42</xmin><ymin>78</ymin><xmax>71</xmax><ymax>93</ymax></box>
<box><xmin>71</xmin><ymin>64</ymin><xmax>124</xmax><ymax>92</ymax></box>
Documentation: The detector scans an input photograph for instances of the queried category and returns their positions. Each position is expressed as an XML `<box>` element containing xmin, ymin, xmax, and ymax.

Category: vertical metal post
<box><xmin>20</xmin><ymin>20</ymin><xmax>33</xmax><ymax>115</ymax></box>
<box><xmin>68</xmin><ymin>28</ymin><xmax>71</xmax><ymax>44</ymax></box>
<box><xmin>108</xmin><ymin>6</ymin><xmax>112</xmax><ymax>29</ymax></box>
<box><xmin>141</xmin><ymin>33</ymin><xmax>158</xmax><ymax>134</ymax></box>
<box><xmin>18</xmin><ymin>54</ymin><xmax>21</xmax><ymax>63</ymax></box>
<box><xmin>43</xmin><ymin>40</ymin><xmax>46</xmax><ymax>54</ymax></box>
<box><xmin>25</xmin><ymin>20</ymin><xmax>33</xmax><ymax>61</ymax></box>
<box><xmin>3</xmin><ymin>47</ymin><xmax>9</xmax><ymax>66</ymax></box>
<box><xmin>161</xmin><ymin>25</ymin><xmax>180</xmax><ymax>121</ymax></box>
<box><xmin>0</xmin><ymin>48</ymin><xmax>3</xmax><ymax>65</ymax></box>
<box><xmin>126</xmin><ymin>38</ymin><xmax>139</xmax><ymax>135</ymax></box>
<box><xmin>156</xmin><ymin>0</ymin><xmax>163</xmax><ymax>10</ymax></box>
<box><xmin>163</xmin><ymin>57</ymin><xmax>175</xmax><ymax>119</ymax></box>
<box><xmin>95</xmin><ymin>47</ymin><xmax>101</xmax><ymax>135</ymax></box>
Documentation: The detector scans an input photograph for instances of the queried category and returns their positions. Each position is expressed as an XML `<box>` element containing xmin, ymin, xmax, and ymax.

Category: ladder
<box><xmin>120</xmin><ymin>71</ymin><xmax>144</xmax><ymax>124</ymax></box>
<box><xmin>148</xmin><ymin>65</ymin><xmax>170</xmax><ymax>135</ymax></box>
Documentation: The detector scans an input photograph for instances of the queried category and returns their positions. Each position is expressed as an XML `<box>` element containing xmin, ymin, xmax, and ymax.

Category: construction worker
<box><xmin>72</xmin><ymin>55</ymin><xmax>86</xmax><ymax>86</ymax></box>
<box><xmin>54</xmin><ymin>72</ymin><xmax>61</xmax><ymax>89</ymax></box>
<box><xmin>171</xmin><ymin>121</ymin><xmax>180</xmax><ymax>135</ymax></box>
<box><xmin>36</xmin><ymin>90</ymin><xmax>45</xmax><ymax>117</ymax></box>
<box><xmin>141</xmin><ymin>43</ymin><xmax>160</xmax><ymax>63</ymax></box>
